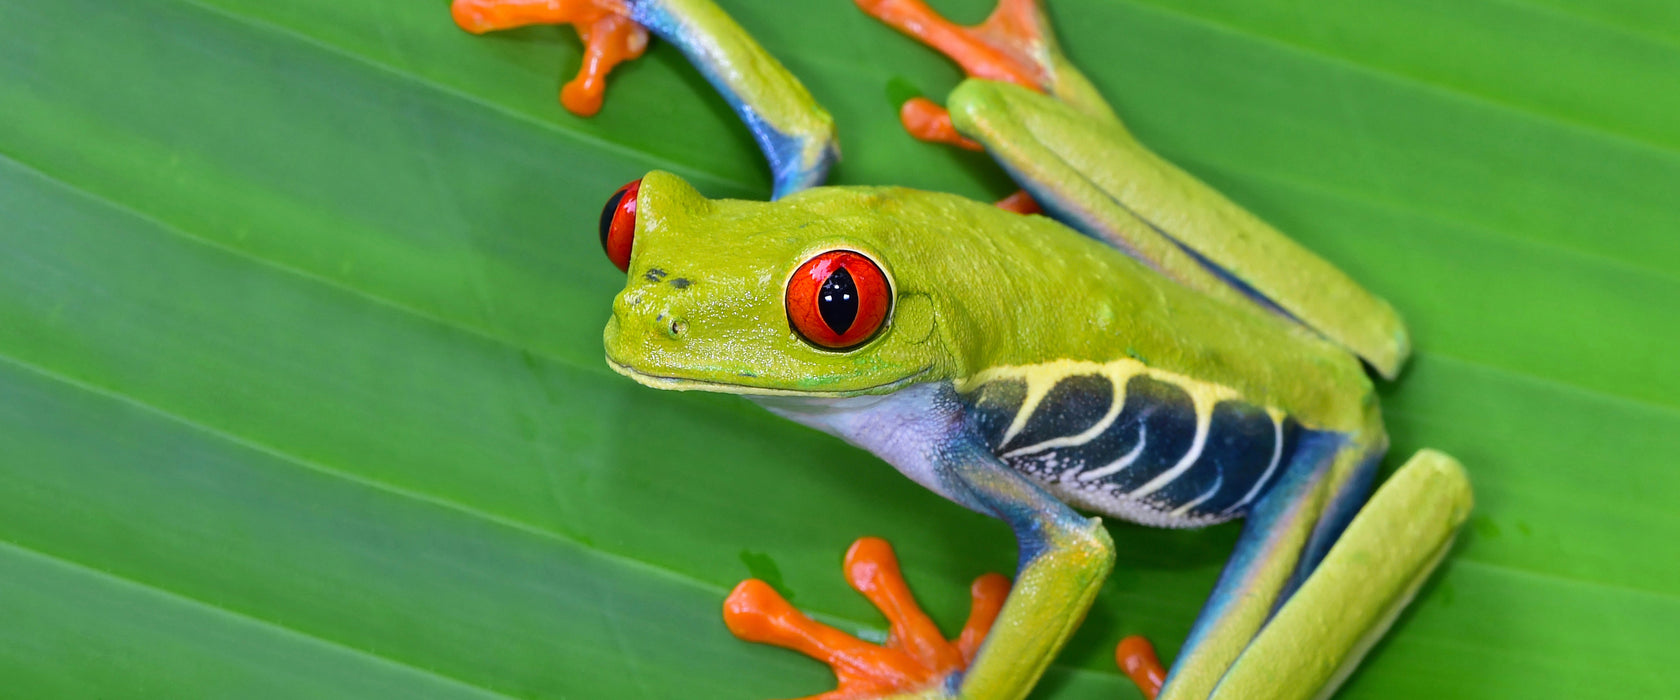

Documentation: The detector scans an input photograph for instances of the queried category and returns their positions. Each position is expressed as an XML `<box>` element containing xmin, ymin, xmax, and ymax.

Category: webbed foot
<box><xmin>724</xmin><ymin>537</ymin><xmax>1010</xmax><ymax>699</ymax></box>
<box><xmin>856</xmin><ymin>0</ymin><xmax>1049</xmax><ymax>91</ymax></box>
<box><xmin>450</xmin><ymin>0</ymin><xmax>648</xmax><ymax>116</ymax></box>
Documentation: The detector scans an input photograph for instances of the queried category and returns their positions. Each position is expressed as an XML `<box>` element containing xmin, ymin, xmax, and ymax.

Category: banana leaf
<box><xmin>1</xmin><ymin>0</ymin><xmax>1675</xmax><ymax>697</ymax></box>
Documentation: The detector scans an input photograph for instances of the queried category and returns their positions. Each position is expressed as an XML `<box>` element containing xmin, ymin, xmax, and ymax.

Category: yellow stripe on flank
<box><xmin>1003</xmin><ymin>376</ymin><xmax>1127</xmax><ymax>458</ymax></box>
<box><xmin>959</xmin><ymin>358</ymin><xmax>1260</xmax><ymax>437</ymax></box>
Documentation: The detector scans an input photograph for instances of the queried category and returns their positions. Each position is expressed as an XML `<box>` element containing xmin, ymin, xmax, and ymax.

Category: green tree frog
<box><xmin>451</xmin><ymin>0</ymin><xmax>1474</xmax><ymax>698</ymax></box>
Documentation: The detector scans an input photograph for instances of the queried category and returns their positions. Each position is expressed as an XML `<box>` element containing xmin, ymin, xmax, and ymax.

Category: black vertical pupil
<box><xmin>818</xmin><ymin>267</ymin><xmax>859</xmax><ymax>334</ymax></box>
<box><xmin>599</xmin><ymin>188</ymin><xmax>627</xmax><ymax>251</ymax></box>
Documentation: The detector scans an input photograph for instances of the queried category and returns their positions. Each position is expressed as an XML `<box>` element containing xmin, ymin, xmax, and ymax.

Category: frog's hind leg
<box><xmin>1142</xmin><ymin>439</ymin><xmax>1472</xmax><ymax>700</ymax></box>
<box><xmin>1149</xmin><ymin>429</ymin><xmax>1382</xmax><ymax>700</ymax></box>
<box><xmin>856</xmin><ymin>0</ymin><xmax>1117</xmax><ymax>214</ymax></box>
<box><xmin>723</xmin><ymin>537</ymin><xmax>1010</xmax><ymax>699</ymax></box>
<box><xmin>943</xmin><ymin>76</ymin><xmax>1412</xmax><ymax>379</ymax></box>
<box><xmin>1108</xmin><ymin>433</ymin><xmax>1370</xmax><ymax>698</ymax></box>
<box><xmin>1206</xmin><ymin>450</ymin><xmax>1472</xmax><ymax>700</ymax></box>
<box><xmin>862</xmin><ymin>0</ymin><xmax>1412</xmax><ymax>376</ymax></box>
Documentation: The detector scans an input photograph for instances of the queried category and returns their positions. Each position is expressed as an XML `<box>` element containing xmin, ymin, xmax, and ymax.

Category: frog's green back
<box><xmin>814</xmin><ymin>185</ymin><xmax>1375</xmax><ymax>432</ymax></box>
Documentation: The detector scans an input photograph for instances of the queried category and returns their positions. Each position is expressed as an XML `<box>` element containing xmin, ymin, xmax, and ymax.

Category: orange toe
<box><xmin>724</xmin><ymin>537</ymin><xmax>1013</xmax><ymax>699</ymax></box>
<box><xmin>449</xmin><ymin>0</ymin><xmax>647</xmax><ymax>117</ymax></box>
<box><xmin>560</xmin><ymin>12</ymin><xmax>648</xmax><ymax>116</ymax></box>
<box><xmin>844</xmin><ymin>537</ymin><xmax>966</xmax><ymax>675</ymax></box>
<box><xmin>898</xmin><ymin>98</ymin><xmax>984</xmax><ymax>151</ymax></box>
<box><xmin>1116</xmin><ymin>635</ymin><xmax>1166</xmax><ymax>699</ymax></box>
<box><xmin>993</xmin><ymin>190</ymin><xmax>1041</xmax><ymax>215</ymax></box>
<box><xmin>726</xmin><ymin>579</ymin><xmax>931</xmax><ymax>695</ymax></box>
<box><xmin>955</xmin><ymin>573</ymin><xmax>1009</xmax><ymax>663</ymax></box>
<box><xmin>855</xmin><ymin>0</ymin><xmax>1047</xmax><ymax>90</ymax></box>
<box><xmin>860</xmin><ymin>0</ymin><xmax>1053</xmax><ymax>151</ymax></box>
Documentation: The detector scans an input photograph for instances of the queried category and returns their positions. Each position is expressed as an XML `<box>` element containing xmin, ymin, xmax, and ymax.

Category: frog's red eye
<box><xmin>786</xmin><ymin>250</ymin><xmax>892</xmax><ymax>350</ymax></box>
<box><xmin>599</xmin><ymin>178</ymin><xmax>641</xmax><ymax>272</ymax></box>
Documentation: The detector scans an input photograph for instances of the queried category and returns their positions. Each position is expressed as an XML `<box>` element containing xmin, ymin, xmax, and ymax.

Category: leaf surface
<box><xmin>1</xmin><ymin>0</ymin><xmax>1676</xmax><ymax>697</ymax></box>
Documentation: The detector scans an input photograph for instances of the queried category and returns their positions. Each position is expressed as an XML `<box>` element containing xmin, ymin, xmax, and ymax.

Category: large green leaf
<box><xmin>2</xmin><ymin>0</ymin><xmax>1676</xmax><ymax>697</ymax></box>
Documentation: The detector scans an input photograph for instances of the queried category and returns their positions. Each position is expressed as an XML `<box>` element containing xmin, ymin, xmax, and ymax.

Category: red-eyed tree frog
<box><xmin>451</xmin><ymin>1</ymin><xmax>1474</xmax><ymax>698</ymax></box>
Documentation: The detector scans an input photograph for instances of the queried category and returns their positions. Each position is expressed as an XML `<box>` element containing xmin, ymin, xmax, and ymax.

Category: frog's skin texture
<box><xmin>452</xmin><ymin>1</ymin><xmax>1474</xmax><ymax>699</ymax></box>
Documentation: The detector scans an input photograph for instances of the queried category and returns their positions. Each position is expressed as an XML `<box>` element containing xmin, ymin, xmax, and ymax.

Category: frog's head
<box><xmin>600</xmin><ymin>170</ymin><xmax>976</xmax><ymax>397</ymax></box>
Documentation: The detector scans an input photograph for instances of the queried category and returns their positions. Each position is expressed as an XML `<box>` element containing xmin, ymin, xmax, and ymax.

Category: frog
<box><xmin>449</xmin><ymin>1</ymin><xmax>1474</xmax><ymax>698</ymax></box>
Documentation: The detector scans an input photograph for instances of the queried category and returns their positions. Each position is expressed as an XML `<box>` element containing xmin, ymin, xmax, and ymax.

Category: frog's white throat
<box><xmin>751</xmin><ymin>383</ymin><xmax>982</xmax><ymax>511</ymax></box>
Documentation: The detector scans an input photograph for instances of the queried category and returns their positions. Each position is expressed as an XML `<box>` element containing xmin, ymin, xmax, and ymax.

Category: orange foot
<box><xmin>724</xmin><ymin>537</ymin><xmax>1010</xmax><ymax>700</ymax></box>
<box><xmin>1116</xmin><ymin>635</ymin><xmax>1168</xmax><ymax>699</ymax></box>
<box><xmin>855</xmin><ymin>0</ymin><xmax>1049</xmax><ymax>91</ymax></box>
<box><xmin>450</xmin><ymin>0</ymin><xmax>648</xmax><ymax>116</ymax></box>
<box><xmin>857</xmin><ymin>0</ymin><xmax>1051</xmax><ymax>147</ymax></box>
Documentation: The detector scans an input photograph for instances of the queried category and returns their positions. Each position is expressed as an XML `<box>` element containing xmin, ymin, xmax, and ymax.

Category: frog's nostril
<box><xmin>666</xmin><ymin>318</ymin><xmax>688</xmax><ymax>338</ymax></box>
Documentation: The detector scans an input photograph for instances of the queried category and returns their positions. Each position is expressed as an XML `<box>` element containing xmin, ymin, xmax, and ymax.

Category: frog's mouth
<box><xmin>605</xmin><ymin>357</ymin><xmax>931</xmax><ymax>398</ymax></box>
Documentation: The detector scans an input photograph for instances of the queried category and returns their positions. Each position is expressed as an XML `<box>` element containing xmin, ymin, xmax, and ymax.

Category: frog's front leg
<box><xmin>747</xmin><ymin>385</ymin><xmax>1115</xmax><ymax>700</ymax></box>
<box><xmin>943</xmin><ymin>440</ymin><xmax>1115</xmax><ymax>700</ymax></box>
<box><xmin>451</xmin><ymin>0</ymin><xmax>837</xmax><ymax>197</ymax></box>
<box><xmin>452</xmin><ymin>0</ymin><xmax>648</xmax><ymax>117</ymax></box>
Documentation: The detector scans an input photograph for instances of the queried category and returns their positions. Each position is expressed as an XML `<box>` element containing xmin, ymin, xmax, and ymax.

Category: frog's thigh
<box><xmin>1210</xmin><ymin>451</ymin><xmax>1473</xmax><ymax>700</ymax></box>
<box><xmin>940</xmin><ymin>441</ymin><xmax>1116</xmax><ymax>700</ymax></box>
<box><xmin>947</xmin><ymin>79</ymin><xmax>1410</xmax><ymax>379</ymax></box>
<box><xmin>1159</xmin><ymin>431</ymin><xmax>1378</xmax><ymax>700</ymax></box>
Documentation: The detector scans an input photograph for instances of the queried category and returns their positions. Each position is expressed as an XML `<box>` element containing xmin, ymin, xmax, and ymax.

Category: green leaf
<box><xmin>1</xmin><ymin>0</ymin><xmax>1675</xmax><ymax>697</ymax></box>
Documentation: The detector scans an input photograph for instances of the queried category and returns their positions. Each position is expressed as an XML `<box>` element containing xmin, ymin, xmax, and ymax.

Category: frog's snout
<box><xmin>612</xmin><ymin>272</ymin><xmax>695</xmax><ymax>343</ymax></box>
<box><xmin>613</xmin><ymin>293</ymin><xmax>687</xmax><ymax>340</ymax></box>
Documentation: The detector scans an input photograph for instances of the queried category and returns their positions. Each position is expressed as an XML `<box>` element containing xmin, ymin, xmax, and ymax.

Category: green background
<box><xmin>2</xmin><ymin>0</ymin><xmax>1676</xmax><ymax>697</ymax></box>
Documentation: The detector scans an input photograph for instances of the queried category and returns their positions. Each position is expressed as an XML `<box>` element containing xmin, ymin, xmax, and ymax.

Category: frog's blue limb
<box><xmin>1209</xmin><ymin>451</ymin><xmax>1472</xmax><ymax>700</ymax></box>
<box><xmin>1158</xmin><ymin>429</ymin><xmax>1381</xmax><ymax>700</ymax></box>
<box><xmin>625</xmin><ymin>0</ymin><xmax>838</xmax><ymax>197</ymax></box>
<box><xmin>937</xmin><ymin>437</ymin><xmax>1114</xmax><ymax>699</ymax></box>
<box><xmin>1274</xmin><ymin>445</ymin><xmax>1382</xmax><ymax>608</ymax></box>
